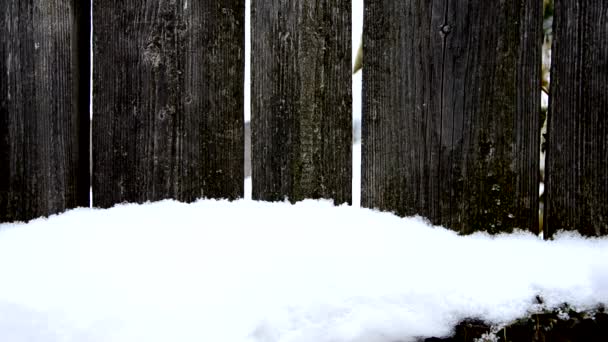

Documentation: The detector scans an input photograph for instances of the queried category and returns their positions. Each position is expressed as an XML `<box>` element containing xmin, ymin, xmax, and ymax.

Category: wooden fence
<box><xmin>1</xmin><ymin>1</ymin><xmax>90</xmax><ymax>222</ymax></box>
<box><xmin>1</xmin><ymin>0</ymin><xmax>606</xmax><ymax>238</ymax></box>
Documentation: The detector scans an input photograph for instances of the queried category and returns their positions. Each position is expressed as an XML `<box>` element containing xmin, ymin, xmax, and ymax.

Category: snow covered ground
<box><xmin>4</xmin><ymin>2</ymin><xmax>603</xmax><ymax>342</ymax></box>
<box><xmin>1</xmin><ymin>200</ymin><xmax>607</xmax><ymax>342</ymax></box>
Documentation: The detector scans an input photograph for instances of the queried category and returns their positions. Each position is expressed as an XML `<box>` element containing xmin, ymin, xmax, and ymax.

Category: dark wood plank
<box><xmin>545</xmin><ymin>0</ymin><xmax>607</xmax><ymax>237</ymax></box>
<box><xmin>93</xmin><ymin>1</ymin><xmax>244</xmax><ymax>207</ymax></box>
<box><xmin>1</xmin><ymin>1</ymin><xmax>90</xmax><ymax>222</ymax></box>
<box><xmin>362</xmin><ymin>0</ymin><xmax>542</xmax><ymax>234</ymax></box>
<box><xmin>251</xmin><ymin>0</ymin><xmax>352</xmax><ymax>204</ymax></box>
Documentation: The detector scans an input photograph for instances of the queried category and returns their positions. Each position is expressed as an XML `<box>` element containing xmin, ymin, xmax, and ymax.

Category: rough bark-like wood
<box><xmin>251</xmin><ymin>1</ymin><xmax>352</xmax><ymax>204</ymax></box>
<box><xmin>1</xmin><ymin>1</ymin><xmax>90</xmax><ymax>223</ymax></box>
<box><xmin>545</xmin><ymin>0</ymin><xmax>607</xmax><ymax>237</ymax></box>
<box><xmin>93</xmin><ymin>1</ymin><xmax>244</xmax><ymax>207</ymax></box>
<box><xmin>363</xmin><ymin>0</ymin><xmax>542</xmax><ymax>234</ymax></box>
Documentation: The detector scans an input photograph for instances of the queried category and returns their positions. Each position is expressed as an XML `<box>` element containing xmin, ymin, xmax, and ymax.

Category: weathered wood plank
<box><xmin>93</xmin><ymin>1</ymin><xmax>244</xmax><ymax>207</ymax></box>
<box><xmin>545</xmin><ymin>0</ymin><xmax>607</xmax><ymax>237</ymax></box>
<box><xmin>363</xmin><ymin>0</ymin><xmax>542</xmax><ymax>234</ymax></box>
<box><xmin>251</xmin><ymin>1</ymin><xmax>352</xmax><ymax>204</ymax></box>
<box><xmin>0</xmin><ymin>1</ymin><xmax>90</xmax><ymax>222</ymax></box>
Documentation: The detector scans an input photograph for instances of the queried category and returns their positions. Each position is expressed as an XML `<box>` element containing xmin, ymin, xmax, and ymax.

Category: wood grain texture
<box><xmin>545</xmin><ymin>0</ymin><xmax>607</xmax><ymax>237</ymax></box>
<box><xmin>251</xmin><ymin>1</ymin><xmax>352</xmax><ymax>204</ymax></box>
<box><xmin>93</xmin><ymin>1</ymin><xmax>244</xmax><ymax>207</ymax></box>
<box><xmin>362</xmin><ymin>0</ymin><xmax>542</xmax><ymax>234</ymax></box>
<box><xmin>1</xmin><ymin>1</ymin><xmax>90</xmax><ymax>222</ymax></box>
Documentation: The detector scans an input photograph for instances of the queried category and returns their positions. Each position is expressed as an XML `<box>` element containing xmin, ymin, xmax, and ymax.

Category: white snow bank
<box><xmin>0</xmin><ymin>199</ymin><xmax>607</xmax><ymax>342</ymax></box>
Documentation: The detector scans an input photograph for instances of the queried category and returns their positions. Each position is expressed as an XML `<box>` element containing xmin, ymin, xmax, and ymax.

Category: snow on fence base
<box><xmin>1</xmin><ymin>1</ymin><xmax>607</xmax><ymax>340</ymax></box>
<box><xmin>0</xmin><ymin>199</ymin><xmax>607</xmax><ymax>342</ymax></box>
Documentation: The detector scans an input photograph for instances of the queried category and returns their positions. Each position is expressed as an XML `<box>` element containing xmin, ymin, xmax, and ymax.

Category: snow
<box><xmin>352</xmin><ymin>143</ymin><xmax>361</xmax><ymax>207</ymax></box>
<box><xmin>5</xmin><ymin>1</ymin><xmax>602</xmax><ymax>341</ymax></box>
<box><xmin>0</xmin><ymin>200</ymin><xmax>607</xmax><ymax>342</ymax></box>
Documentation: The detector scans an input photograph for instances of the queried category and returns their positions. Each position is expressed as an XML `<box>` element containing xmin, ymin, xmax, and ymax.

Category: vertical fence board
<box><xmin>1</xmin><ymin>1</ymin><xmax>90</xmax><ymax>223</ymax></box>
<box><xmin>93</xmin><ymin>1</ymin><xmax>244</xmax><ymax>207</ymax></box>
<box><xmin>251</xmin><ymin>1</ymin><xmax>352</xmax><ymax>204</ymax></box>
<box><xmin>363</xmin><ymin>0</ymin><xmax>542</xmax><ymax>234</ymax></box>
<box><xmin>545</xmin><ymin>0</ymin><xmax>607</xmax><ymax>237</ymax></box>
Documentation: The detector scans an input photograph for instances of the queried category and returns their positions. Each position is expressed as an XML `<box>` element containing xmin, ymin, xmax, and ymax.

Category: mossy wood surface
<box><xmin>93</xmin><ymin>1</ymin><xmax>244</xmax><ymax>207</ymax></box>
<box><xmin>545</xmin><ymin>0</ymin><xmax>608</xmax><ymax>237</ymax></box>
<box><xmin>362</xmin><ymin>0</ymin><xmax>542</xmax><ymax>234</ymax></box>
<box><xmin>251</xmin><ymin>0</ymin><xmax>352</xmax><ymax>204</ymax></box>
<box><xmin>0</xmin><ymin>1</ymin><xmax>90</xmax><ymax>222</ymax></box>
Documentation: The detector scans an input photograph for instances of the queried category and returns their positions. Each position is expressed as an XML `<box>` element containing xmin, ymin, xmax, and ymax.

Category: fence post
<box><xmin>545</xmin><ymin>0</ymin><xmax>607</xmax><ymax>237</ymax></box>
<box><xmin>92</xmin><ymin>1</ymin><xmax>244</xmax><ymax>207</ymax></box>
<box><xmin>362</xmin><ymin>1</ymin><xmax>542</xmax><ymax>234</ymax></box>
<box><xmin>1</xmin><ymin>1</ymin><xmax>90</xmax><ymax>223</ymax></box>
<box><xmin>251</xmin><ymin>1</ymin><xmax>352</xmax><ymax>204</ymax></box>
